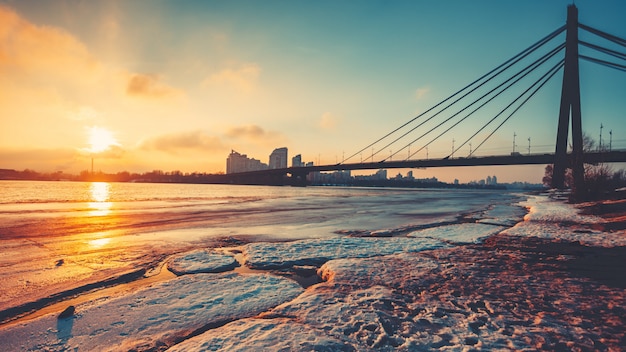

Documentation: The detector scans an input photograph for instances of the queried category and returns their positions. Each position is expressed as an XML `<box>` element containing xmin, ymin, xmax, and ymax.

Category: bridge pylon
<box><xmin>552</xmin><ymin>4</ymin><xmax>585</xmax><ymax>193</ymax></box>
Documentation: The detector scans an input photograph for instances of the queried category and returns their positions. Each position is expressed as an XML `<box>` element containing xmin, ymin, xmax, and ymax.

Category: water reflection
<box><xmin>88</xmin><ymin>182</ymin><xmax>112</xmax><ymax>216</ymax></box>
<box><xmin>88</xmin><ymin>237</ymin><xmax>111</xmax><ymax>248</ymax></box>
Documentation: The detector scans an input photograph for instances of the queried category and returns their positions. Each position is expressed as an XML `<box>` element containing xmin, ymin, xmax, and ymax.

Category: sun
<box><xmin>87</xmin><ymin>126</ymin><xmax>119</xmax><ymax>153</ymax></box>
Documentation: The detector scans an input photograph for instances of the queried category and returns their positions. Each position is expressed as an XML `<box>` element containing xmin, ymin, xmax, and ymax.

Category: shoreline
<box><xmin>0</xmin><ymin>191</ymin><xmax>624</xmax><ymax>350</ymax></box>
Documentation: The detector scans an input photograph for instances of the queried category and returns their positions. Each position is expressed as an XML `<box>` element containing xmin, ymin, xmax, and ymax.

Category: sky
<box><xmin>1</xmin><ymin>0</ymin><xmax>625</xmax><ymax>183</ymax></box>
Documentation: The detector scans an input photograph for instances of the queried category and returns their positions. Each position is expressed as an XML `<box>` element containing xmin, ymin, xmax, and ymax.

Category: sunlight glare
<box><xmin>88</xmin><ymin>182</ymin><xmax>112</xmax><ymax>216</ymax></box>
<box><xmin>87</xmin><ymin>126</ymin><xmax>119</xmax><ymax>153</ymax></box>
<box><xmin>88</xmin><ymin>237</ymin><xmax>111</xmax><ymax>248</ymax></box>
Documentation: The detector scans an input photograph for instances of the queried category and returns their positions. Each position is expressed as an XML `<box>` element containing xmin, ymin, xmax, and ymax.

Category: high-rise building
<box><xmin>269</xmin><ymin>147</ymin><xmax>288</xmax><ymax>169</ymax></box>
<box><xmin>292</xmin><ymin>154</ymin><xmax>303</xmax><ymax>167</ymax></box>
<box><xmin>226</xmin><ymin>150</ymin><xmax>267</xmax><ymax>174</ymax></box>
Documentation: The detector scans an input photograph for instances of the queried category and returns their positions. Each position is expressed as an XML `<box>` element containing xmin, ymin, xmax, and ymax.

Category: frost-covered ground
<box><xmin>502</xmin><ymin>194</ymin><xmax>626</xmax><ymax>247</ymax></box>
<box><xmin>0</xmin><ymin>192</ymin><xmax>624</xmax><ymax>351</ymax></box>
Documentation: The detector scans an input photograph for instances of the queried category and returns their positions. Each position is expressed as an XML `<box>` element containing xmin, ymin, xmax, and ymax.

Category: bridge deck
<box><xmin>226</xmin><ymin>150</ymin><xmax>626</xmax><ymax>178</ymax></box>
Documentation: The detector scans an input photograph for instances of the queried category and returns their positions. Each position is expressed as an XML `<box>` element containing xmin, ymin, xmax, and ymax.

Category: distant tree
<box><xmin>546</xmin><ymin>132</ymin><xmax>624</xmax><ymax>201</ymax></box>
<box><xmin>542</xmin><ymin>164</ymin><xmax>573</xmax><ymax>188</ymax></box>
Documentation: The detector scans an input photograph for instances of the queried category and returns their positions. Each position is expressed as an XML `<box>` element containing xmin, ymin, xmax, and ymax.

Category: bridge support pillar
<box><xmin>288</xmin><ymin>171</ymin><xmax>309</xmax><ymax>187</ymax></box>
<box><xmin>552</xmin><ymin>4</ymin><xmax>585</xmax><ymax>196</ymax></box>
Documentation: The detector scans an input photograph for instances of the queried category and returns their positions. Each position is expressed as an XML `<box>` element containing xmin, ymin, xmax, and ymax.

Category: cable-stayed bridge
<box><xmin>222</xmin><ymin>5</ymin><xmax>626</xmax><ymax>187</ymax></box>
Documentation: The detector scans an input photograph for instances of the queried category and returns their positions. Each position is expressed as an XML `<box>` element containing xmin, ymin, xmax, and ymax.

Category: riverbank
<box><xmin>0</xmin><ymin>191</ymin><xmax>624</xmax><ymax>350</ymax></box>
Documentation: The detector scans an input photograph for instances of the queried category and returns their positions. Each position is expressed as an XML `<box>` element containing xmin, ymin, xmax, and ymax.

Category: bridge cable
<box><xmin>580</xmin><ymin>55</ymin><xmax>626</xmax><ymax>72</ymax></box>
<box><xmin>579</xmin><ymin>40</ymin><xmax>626</xmax><ymax>61</ymax></box>
<box><xmin>340</xmin><ymin>25</ymin><xmax>566</xmax><ymax>164</ymax></box>
<box><xmin>579</xmin><ymin>23</ymin><xmax>626</xmax><ymax>48</ymax></box>
<box><xmin>370</xmin><ymin>39</ymin><xmax>565</xmax><ymax>163</ymax></box>
<box><xmin>390</xmin><ymin>42</ymin><xmax>565</xmax><ymax>161</ymax></box>
<box><xmin>402</xmin><ymin>46</ymin><xmax>564</xmax><ymax>161</ymax></box>
<box><xmin>452</xmin><ymin>59</ymin><xmax>566</xmax><ymax>158</ymax></box>
<box><xmin>470</xmin><ymin>60</ymin><xmax>565</xmax><ymax>157</ymax></box>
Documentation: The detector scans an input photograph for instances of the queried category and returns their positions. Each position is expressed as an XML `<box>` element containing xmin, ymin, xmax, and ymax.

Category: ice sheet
<box><xmin>0</xmin><ymin>273</ymin><xmax>303</xmax><ymax>351</ymax></box>
<box><xmin>408</xmin><ymin>223</ymin><xmax>506</xmax><ymax>244</ymax></box>
<box><xmin>242</xmin><ymin>236</ymin><xmax>450</xmax><ymax>269</ymax></box>
<box><xmin>167</xmin><ymin>249</ymin><xmax>238</xmax><ymax>275</ymax></box>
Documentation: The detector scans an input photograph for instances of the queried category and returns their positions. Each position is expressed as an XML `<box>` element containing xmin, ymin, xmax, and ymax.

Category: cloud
<box><xmin>126</xmin><ymin>73</ymin><xmax>183</xmax><ymax>99</ymax></box>
<box><xmin>90</xmin><ymin>145</ymin><xmax>125</xmax><ymax>159</ymax></box>
<box><xmin>226</xmin><ymin>124</ymin><xmax>286</xmax><ymax>141</ymax></box>
<box><xmin>224</xmin><ymin>124</ymin><xmax>289</xmax><ymax>149</ymax></box>
<box><xmin>139</xmin><ymin>130</ymin><xmax>226</xmax><ymax>154</ymax></box>
<box><xmin>203</xmin><ymin>63</ymin><xmax>261</xmax><ymax>93</ymax></box>
<box><xmin>225</xmin><ymin>125</ymin><xmax>266</xmax><ymax>139</ymax></box>
<box><xmin>0</xmin><ymin>147</ymin><xmax>82</xmax><ymax>172</ymax></box>
<box><xmin>415</xmin><ymin>87</ymin><xmax>430</xmax><ymax>100</ymax></box>
<box><xmin>319</xmin><ymin>112</ymin><xmax>339</xmax><ymax>130</ymax></box>
<box><xmin>0</xmin><ymin>5</ymin><xmax>100</xmax><ymax>79</ymax></box>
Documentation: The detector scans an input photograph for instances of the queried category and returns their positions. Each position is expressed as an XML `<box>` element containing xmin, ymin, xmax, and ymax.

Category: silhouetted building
<box><xmin>226</xmin><ymin>150</ymin><xmax>268</xmax><ymax>174</ymax></box>
<box><xmin>269</xmin><ymin>147</ymin><xmax>288</xmax><ymax>169</ymax></box>
<box><xmin>292</xmin><ymin>154</ymin><xmax>303</xmax><ymax>167</ymax></box>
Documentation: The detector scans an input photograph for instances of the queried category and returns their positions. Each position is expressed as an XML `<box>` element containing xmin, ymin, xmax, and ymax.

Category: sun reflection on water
<box><xmin>88</xmin><ymin>182</ymin><xmax>112</xmax><ymax>216</ymax></box>
<box><xmin>88</xmin><ymin>237</ymin><xmax>111</xmax><ymax>248</ymax></box>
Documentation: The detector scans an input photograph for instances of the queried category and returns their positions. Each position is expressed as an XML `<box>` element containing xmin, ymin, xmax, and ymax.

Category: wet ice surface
<box><xmin>2</xmin><ymin>191</ymin><xmax>624</xmax><ymax>350</ymax></box>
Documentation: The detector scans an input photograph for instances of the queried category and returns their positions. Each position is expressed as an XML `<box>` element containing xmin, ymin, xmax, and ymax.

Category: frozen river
<box><xmin>0</xmin><ymin>180</ymin><xmax>525</xmax><ymax>321</ymax></box>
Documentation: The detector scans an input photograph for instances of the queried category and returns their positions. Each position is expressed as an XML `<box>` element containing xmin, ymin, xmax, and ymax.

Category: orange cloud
<box><xmin>224</xmin><ymin>124</ymin><xmax>289</xmax><ymax>150</ymax></box>
<box><xmin>139</xmin><ymin>130</ymin><xmax>226</xmax><ymax>154</ymax></box>
<box><xmin>226</xmin><ymin>124</ymin><xmax>286</xmax><ymax>141</ymax></box>
<box><xmin>0</xmin><ymin>5</ymin><xmax>99</xmax><ymax>78</ymax></box>
<box><xmin>126</xmin><ymin>73</ymin><xmax>183</xmax><ymax>99</ymax></box>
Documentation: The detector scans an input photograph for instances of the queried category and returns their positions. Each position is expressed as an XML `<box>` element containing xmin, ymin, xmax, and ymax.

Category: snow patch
<box><xmin>521</xmin><ymin>195</ymin><xmax>601</xmax><ymax>224</ymax></box>
<box><xmin>168</xmin><ymin>249</ymin><xmax>238</xmax><ymax>275</ymax></box>
<box><xmin>408</xmin><ymin>223</ymin><xmax>506</xmax><ymax>244</ymax></box>
<box><xmin>504</xmin><ymin>194</ymin><xmax>626</xmax><ymax>247</ymax></box>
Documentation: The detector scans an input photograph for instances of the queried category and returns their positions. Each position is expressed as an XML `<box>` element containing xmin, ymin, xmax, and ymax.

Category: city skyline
<box><xmin>1</xmin><ymin>1</ymin><xmax>625</xmax><ymax>183</ymax></box>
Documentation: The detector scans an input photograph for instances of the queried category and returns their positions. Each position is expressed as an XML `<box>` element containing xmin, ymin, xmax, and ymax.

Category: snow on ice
<box><xmin>242</xmin><ymin>236</ymin><xmax>450</xmax><ymax>270</ymax></box>
<box><xmin>167</xmin><ymin>318</ymin><xmax>353</xmax><ymax>351</ymax></box>
<box><xmin>0</xmin><ymin>273</ymin><xmax>303</xmax><ymax>351</ymax></box>
<box><xmin>408</xmin><ymin>223</ymin><xmax>506</xmax><ymax>244</ymax></box>
<box><xmin>167</xmin><ymin>249</ymin><xmax>238</xmax><ymax>275</ymax></box>
<box><xmin>503</xmin><ymin>195</ymin><xmax>626</xmax><ymax>247</ymax></box>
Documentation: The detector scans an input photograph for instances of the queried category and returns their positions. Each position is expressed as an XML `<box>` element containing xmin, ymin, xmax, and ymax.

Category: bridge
<box><xmin>222</xmin><ymin>5</ymin><xmax>626</xmax><ymax>190</ymax></box>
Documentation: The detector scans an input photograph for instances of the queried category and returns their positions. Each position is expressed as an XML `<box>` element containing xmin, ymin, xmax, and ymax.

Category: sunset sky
<box><xmin>1</xmin><ymin>0</ymin><xmax>625</xmax><ymax>183</ymax></box>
